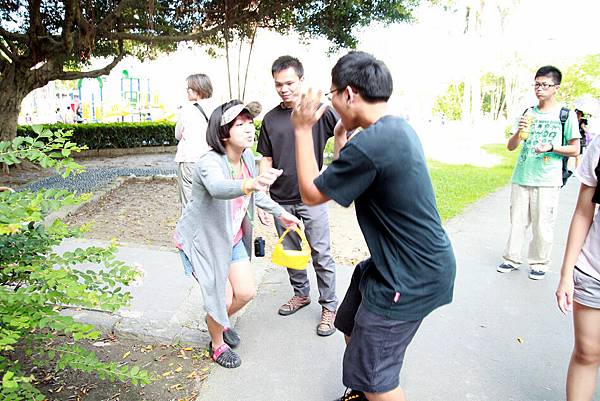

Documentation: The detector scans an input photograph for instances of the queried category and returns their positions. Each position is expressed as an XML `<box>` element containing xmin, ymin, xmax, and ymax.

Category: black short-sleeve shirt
<box><xmin>257</xmin><ymin>104</ymin><xmax>338</xmax><ymax>204</ymax></box>
<box><xmin>314</xmin><ymin>115</ymin><xmax>456</xmax><ymax>320</ymax></box>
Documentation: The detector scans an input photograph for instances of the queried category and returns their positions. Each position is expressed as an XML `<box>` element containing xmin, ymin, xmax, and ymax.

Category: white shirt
<box><xmin>174</xmin><ymin>100</ymin><xmax>212</xmax><ymax>163</ymax></box>
<box><xmin>574</xmin><ymin>137</ymin><xmax>600</xmax><ymax>281</ymax></box>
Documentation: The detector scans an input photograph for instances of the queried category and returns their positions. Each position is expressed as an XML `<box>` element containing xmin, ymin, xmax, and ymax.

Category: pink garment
<box><xmin>231</xmin><ymin>162</ymin><xmax>251</xmax><ymax>244</ymax></box>
<box><xmin>172</xmin><ymin>230</ymin><xmax>183</xmax><ymax>250</ymax></box>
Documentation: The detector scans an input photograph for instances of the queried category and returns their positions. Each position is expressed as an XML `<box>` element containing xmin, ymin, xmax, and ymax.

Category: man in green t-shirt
<box><xmin>497</xmin><ymin>65</ymin><xmax>580</xmax><ymax>280</ymax></box>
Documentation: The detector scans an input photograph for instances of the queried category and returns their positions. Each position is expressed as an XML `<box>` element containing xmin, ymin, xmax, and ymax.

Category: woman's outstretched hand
<box><xmin>250</xmin><ymin>168</ymin><xmax>283</xmax><ymax>192</ymax></box>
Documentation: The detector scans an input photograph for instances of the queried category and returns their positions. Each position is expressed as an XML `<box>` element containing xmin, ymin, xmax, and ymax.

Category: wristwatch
<box><xmin>547</xmin><ymin>144</ymin><xmax>554</xmax><ymax>153</ymax></box>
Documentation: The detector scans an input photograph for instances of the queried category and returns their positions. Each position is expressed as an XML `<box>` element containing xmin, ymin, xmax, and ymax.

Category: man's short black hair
<box><xmin>206</xmin><ymin>100</ymin><xmax>252</xmax><ymax>155</ymax></box>
<box><xmin>271</xmin><ymin>55</ymin><xmax>304</xmax><ymax>78</ymax></box>
<box><xmin>331</xmin><ymin>51</ymin><xmax>393</xmax><ymax>103</ymax></box>
<box><xmin>535</xmin><ymin>65</ymin><xmax>562</xmax><ymax>85</ymax></box>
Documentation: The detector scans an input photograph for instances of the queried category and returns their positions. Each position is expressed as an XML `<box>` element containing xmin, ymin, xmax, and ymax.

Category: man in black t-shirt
<box><xmin>292</xmin><ymin>52</ymin><xmax>456</xmax><ymax>401</ymax></box>
<box><xmin>257</xmin><ymin>55</ymin><xmax>342</xmax><ymax>337</ymax></box>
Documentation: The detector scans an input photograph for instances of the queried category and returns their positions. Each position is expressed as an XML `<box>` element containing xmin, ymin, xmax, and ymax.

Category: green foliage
<box><xmin>429</xmin><ymin>144</ymin><xmax>519</xmax><ymax>221</ymax></box>
<box><xmin>432</xmin><ymin>82</ymin><xmax>464</xmax><ymax>121</ymax></box>
<box><xmin>17</xmin><ymin>122</ymin><xmax>176</xmax><ymax>150</ymax></box>
<box><xmin>481</xmin><ymin>73</ymin><xmax>506</xmax><ymax>120</ymax></box>
<box><xmin>1</xmin><ymin>126</ymin><xmax>86</xmax><ymax>178</ymax></box>
<box><xmin>0</xmin><ymin>129</ymin><xmax>151</xmax><ymax>400</ymax></box>
<box><xmin>560</xmin><ymin>54</ymin><xmax>600</xmax><ymax>106</ymax></box>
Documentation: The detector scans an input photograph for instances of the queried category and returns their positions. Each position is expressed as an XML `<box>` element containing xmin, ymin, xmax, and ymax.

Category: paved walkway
<box><xmin>58</xmin><ymin>177</ymin><xmax>600</xmax><ymax>401</ymax></box>
<box><xmin>197</xmin><ymin>178</ymin><xmax>596</xmax><ymax>401</ymax></box>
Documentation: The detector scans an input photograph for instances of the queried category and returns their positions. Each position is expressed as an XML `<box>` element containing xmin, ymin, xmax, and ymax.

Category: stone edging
<box><xmin>74</xmin><ymin>145</ymin><xmax>177</xmax><ymax>158</ymax></box>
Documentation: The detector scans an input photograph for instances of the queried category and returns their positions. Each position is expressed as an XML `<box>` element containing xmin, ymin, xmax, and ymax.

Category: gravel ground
<box><xmin>23</xmin><ymin>167</ymin><xmax>176</xmax><ymax>193</ymax></box>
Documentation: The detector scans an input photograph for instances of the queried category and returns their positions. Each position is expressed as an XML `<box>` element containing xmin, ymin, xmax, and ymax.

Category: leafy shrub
<box><xmin>0</xmin><ymin>126</ymin><xmax>151</xmax><ymax>400</ymax></box>
<box><xmin>432</xmin><ymin>82</ymin><xmax>464</xmax><ymax>121</ymax></box>
<box><xmin>17</xmin><ymin>122</ymin><xmax>176</xmax><ymax>150</ymax></box>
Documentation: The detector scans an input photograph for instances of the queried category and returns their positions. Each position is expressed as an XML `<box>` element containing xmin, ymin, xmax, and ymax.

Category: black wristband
<box><xmin>547</xmin><ymin>144</ymin><xmax>554</xmax><ymax>153</ymax></box>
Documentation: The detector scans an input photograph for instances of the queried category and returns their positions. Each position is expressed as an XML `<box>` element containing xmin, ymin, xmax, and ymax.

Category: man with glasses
<box><xmin>497</xmin><ymin>65</ymin><xmax>580</xmax><ymax>280</ymax></box>
<box><xmin>292</xmin><ymin>51</ymin><xmax>456</xmax><ymax>401</ymax></box>
<box><xmin>256</xmin><ymin>55</ymin><xmax>343</xmax><ymax>336</ymax></box>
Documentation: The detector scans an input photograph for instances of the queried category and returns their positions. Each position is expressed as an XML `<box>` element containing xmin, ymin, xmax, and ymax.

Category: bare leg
<box><xmin>206</xmin><ymin>314</ymin><xmax>225</xmax><ymax>348</ymax></box>
<box><xmin>566</xmin><ymin>301</ymin><xmax>600</xmax><ymax>401</ymax></box>
<box><xmin>365</xmin><ymin>387</ymin><xmax>407</xmax><ymax>401</ymax></box>
<box><xmin>227</xmin><ymin>260</ymin><xmax>256</xmax><ymax>316</ymax></box>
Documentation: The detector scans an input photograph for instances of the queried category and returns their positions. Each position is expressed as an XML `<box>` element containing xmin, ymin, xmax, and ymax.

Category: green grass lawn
<box><xmin>429</xmin><ymin>144</ymin><xmax>518</xmax><ymax>222</ymax></box>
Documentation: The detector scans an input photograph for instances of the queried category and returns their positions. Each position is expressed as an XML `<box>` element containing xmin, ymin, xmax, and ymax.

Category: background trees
<box><xmin>0</xmin><ymin>0</ymin><xmax>417</xmax><ymax>141</ymax></box>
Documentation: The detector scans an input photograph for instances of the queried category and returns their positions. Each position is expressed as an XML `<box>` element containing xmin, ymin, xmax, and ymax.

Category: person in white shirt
<box><xmin>556</xmin><ymin>136</ymin><xmax>600</xmax><ymax>401</ymax></box>
<box><xmin>175</xmin><ymin>73</ymin><xmax>213</xmax><ymax>210</ymax></box>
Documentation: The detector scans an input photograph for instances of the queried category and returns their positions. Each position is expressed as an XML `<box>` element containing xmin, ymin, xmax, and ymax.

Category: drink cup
<box><xmin>519</xmin><ymin>114</ymin><xmax>534</xmax><ymax>140</ymax></box>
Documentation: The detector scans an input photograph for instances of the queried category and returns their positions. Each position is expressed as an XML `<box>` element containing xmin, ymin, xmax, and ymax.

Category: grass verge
<box><xmin>429</xmin><ymin>144</ymin><xmax>518</xmax><ymax>222</ymax></box>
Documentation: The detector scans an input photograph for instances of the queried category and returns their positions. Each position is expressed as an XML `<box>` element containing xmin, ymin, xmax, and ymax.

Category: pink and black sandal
<box><xmin>209</xmin><ymin>342</ymin><xmax>242</xmax><ymax>368</ymax></box>
<box><xmin>223</xmin><ymin>327</ymin><xmax>240</xmax><ymax>348</ymax></box>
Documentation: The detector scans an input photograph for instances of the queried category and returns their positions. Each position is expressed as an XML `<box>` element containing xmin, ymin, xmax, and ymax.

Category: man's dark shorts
<box><xmin>335</xmin><ymin>260</ymin><xmax>422</xmax><ymax>393</ymax></box>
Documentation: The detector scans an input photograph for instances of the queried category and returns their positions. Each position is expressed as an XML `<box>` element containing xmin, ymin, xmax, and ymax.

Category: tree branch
<box><xmin>96</xmin><ymin>0</ymin><xmax>140</xmax><ymax>32</ymax></box>
<box><xmin>0</xmin><ymin>26</ymin><xmax>24</xmax><ymax>55</ymax></box>
<box><xmin>63</xmin><ymin>0</ymin><xmax>76</xmax><ymax>52</ymax></box>
<box><xmin>0</xmin><ymin>38</ymin><xmax>16</xmax><ymax>62</ymax></box>
<box><xmin>55</xmin><ymin>48</ymin><xmax>124</xmax><ymax>81</ymax></box>
<box><xmin>105</xmin><ymin>21</ymin><xmax>232</xmax><ymax>44</ymax></box>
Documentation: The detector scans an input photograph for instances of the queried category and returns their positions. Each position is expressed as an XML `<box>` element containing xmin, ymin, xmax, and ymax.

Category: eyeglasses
<box><xmin>324</xmin><ymin>88</ymin><xmax>342</xmax><ymax>101</ymax></box>
<box><xmin>533</xmin><ymin>82</ymin><xmax>557</xmax><ymax>89</ymax></box>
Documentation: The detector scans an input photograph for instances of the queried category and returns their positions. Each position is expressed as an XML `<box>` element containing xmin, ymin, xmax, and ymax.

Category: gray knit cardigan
<box><xmin>176</xmin><ymin>149</ymin><xmax>284</xmax><ymax>327</ymax></box>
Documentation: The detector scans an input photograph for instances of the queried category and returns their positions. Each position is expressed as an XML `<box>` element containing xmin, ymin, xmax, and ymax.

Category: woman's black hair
<box><xmin>206</xmin><ymin>100</ymin><xmax>252</xmax><ymax>154</ymax></box>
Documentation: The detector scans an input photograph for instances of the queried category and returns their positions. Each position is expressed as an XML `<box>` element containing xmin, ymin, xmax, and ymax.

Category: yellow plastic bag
<box><xmin>271</xmin><ymin>227</ymin><xmax>311</xmax><ymax>270</ymax></box>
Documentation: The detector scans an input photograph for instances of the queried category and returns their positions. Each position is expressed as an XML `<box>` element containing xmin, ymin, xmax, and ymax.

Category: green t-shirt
<box><xmin>511</xmin><ymin>106</ymin><xmax>580</xmax><ymax>187</ymax></box>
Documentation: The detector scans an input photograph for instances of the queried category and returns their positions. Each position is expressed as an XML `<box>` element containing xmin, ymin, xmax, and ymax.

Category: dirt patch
<box><xmin>65</xmin><ymin>178</ymin><xmax>180</xmax><ymax>248</ymax></box>
<box><xmin>12</xmin><ymin>335</ymin><xmax>211</xmax><ymax>401</ymax></box>
<box><xmin>65</xmin><ymin>177</ymin><xmax>369</xmax><ymax>266</ymax></box>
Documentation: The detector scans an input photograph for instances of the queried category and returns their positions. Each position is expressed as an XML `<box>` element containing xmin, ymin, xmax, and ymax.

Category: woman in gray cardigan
<box><xmin>175</xmin><ymin>100</ymin><xmax>300</xmax><ymax>368</ymax></box>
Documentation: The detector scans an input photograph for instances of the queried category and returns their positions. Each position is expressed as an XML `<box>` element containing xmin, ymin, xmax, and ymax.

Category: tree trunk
<box><xmin>462</xmin><ymin>80</ymin><xmax>471</xmax><ymax>122</ymax></box>
<box><xmin>470</xmin><ymin>73</ymin><xmax>481</xmax><ymax>122</ymax></box>
<box><xmin>0</xmin><ymin>97</ymin><xmax>22</xmax><ymax>143</ymax></box>
<box><xmin>0</xmin><ymin>64</ymin><xmax>34</xmax><ymax>142</ymax></box>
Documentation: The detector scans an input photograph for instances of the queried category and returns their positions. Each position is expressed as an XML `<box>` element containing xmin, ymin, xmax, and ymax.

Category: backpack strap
<box><xmin>559</xmin><ymin>107</ymin><xmax>570</xmax><ymax>145</ymax></box>
<box><xmin>559</xmin><ymin>107</ymin><xmax>572</xmax><ymax>187</ymax></box>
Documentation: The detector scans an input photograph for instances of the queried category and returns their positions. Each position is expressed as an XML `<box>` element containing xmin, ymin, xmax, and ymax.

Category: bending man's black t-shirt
<box><xmin>314</xmin><ymin>115</ymin><xmax>456</xmax><ymax>320</ymax></box>
<box><xmin>257</xmin><ymin>104</ymin><xmax>338</xmax><ymax>205</ymax></box>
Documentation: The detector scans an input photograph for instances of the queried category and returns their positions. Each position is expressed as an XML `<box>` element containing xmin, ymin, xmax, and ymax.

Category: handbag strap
<box><xmin>277</xmin><ymin>227</ymin><xmax>309</xmax><ymax>249</ymax></box>
<box><xmin>193</xmin><ymin>102</ymin><xmax>209</xmax><ymax>122</ymax></box>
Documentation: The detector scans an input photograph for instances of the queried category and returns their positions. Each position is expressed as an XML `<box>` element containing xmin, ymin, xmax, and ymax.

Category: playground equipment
<box><xmin>120</xmin><ymin>69</ymin><xmax>158</xmax><ymax>122</ymax></box>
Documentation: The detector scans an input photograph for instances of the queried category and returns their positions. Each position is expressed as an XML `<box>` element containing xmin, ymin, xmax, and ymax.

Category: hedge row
<box><xmin>16</xmin><ymin>120</ymin><xmax>267</xmax><ymax>150</ymax></box>
<box><xmin>17</xmin><ymin>122</ymin><xmax>177</xmax><ymax>149</ymax></box>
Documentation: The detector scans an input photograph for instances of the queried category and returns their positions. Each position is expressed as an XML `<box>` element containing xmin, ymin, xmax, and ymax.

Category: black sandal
<box><xmin>209</xmin><ymin>342</ymin><xmax>242</xmax><ymax>368</ymax></box>
<box><xmin>223</xmin><ymin>327</ymin><xmax>240</xmax><ymax>348</ymax></box>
